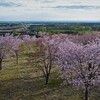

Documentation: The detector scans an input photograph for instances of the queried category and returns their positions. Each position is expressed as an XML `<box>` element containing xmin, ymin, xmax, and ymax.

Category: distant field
<box><xmin>0</xmin><ymin>54</ymin><xmax>99</xmax><ymax>100</ymax></box>
<box><xmin>0</xmin><ymin>22</ymin><xmax>100</xmax><ymax>35</ymax></box>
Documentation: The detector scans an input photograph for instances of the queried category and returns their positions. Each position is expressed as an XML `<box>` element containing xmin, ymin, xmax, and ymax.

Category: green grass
<box><xmin>0</xmin><ymin>55</ymin><xmax>100</xmax><ymax>100</ymax></box>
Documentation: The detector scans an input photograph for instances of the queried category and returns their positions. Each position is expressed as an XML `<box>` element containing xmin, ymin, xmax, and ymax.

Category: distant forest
<box><xmin>0</xmin><ymin>22</ymin><xmax>100</xmax><ymax>35</ymax></box>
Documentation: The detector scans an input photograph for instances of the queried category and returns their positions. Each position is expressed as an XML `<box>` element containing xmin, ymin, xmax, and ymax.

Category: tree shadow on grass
<box><xmin>0</xmin><ymin>75</ymin><xmax>63</xmax><ymax>100</ymax></box>
<box><xmin>0</xmin><ymin>75</ymin><xmax>99</xmax><ymax>100</ymax></box>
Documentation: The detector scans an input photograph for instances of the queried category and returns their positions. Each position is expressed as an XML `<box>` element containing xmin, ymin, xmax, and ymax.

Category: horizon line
<box><xmin>0</xmin><ymin>20</ymin><xmax>100</xmax><ymax>23</ymax></box>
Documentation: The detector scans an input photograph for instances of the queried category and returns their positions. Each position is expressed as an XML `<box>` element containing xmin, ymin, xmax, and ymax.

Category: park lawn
<box><xmin>0</xmin><ymin>55</ymin><xmax>100</xmax><ymax>100</ymax></box>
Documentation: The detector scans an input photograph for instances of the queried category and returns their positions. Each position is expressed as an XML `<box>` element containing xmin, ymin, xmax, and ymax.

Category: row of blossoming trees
<box><xmin>0</xmin><ymin>33</ymin><xmax>100</xmax><ymax>100</ymax></box>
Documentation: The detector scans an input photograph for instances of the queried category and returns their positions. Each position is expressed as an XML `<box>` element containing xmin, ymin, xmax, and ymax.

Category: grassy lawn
<box><xmin>0</xmin><ymin>55</ymin><xmax>100</xmax><ymax>100</ymax></box>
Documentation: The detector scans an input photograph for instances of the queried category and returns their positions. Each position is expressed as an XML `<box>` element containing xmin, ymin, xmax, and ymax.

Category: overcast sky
<box><xmin>0</xmin><ymin>0</ymin><xmax>100</xmax><ymax>21</ymax></box>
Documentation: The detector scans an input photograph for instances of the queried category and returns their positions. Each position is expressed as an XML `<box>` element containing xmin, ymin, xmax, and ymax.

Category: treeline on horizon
<box><xmin>0</xmin><ymin>22</ymin><xmax>100</xmax><ymax>35</ymax></box>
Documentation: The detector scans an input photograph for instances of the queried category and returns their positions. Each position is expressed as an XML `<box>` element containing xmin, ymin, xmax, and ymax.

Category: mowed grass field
<box><xmin>0</xmin><ymin>55</ymin><xmax>100</xmax><ymax>100</ymax></box>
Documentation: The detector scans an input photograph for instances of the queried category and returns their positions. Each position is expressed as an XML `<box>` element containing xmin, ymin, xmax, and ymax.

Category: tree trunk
<box><xmin>84</xmin><ymin>86</ymin><xmax>89</xmax><ymax>100</ymax></box>
<box><xmin>0</xmin><ymin>60</ymin><xmax>2</xmax><ymax>70</ymax></box>
<box><xmin>45</xmin><ymin>74</ymin><xmax>49</xmax><ymax>85</ymax></box>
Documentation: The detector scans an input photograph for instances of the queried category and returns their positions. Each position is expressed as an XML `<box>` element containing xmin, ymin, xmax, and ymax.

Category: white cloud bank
<box><xmin>0</xmin><ymin>0</ymin><xmax>100</xmax><ymax>21</ymax></box>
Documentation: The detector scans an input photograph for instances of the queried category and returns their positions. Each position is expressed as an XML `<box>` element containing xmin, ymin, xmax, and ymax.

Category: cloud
<box><xmin>71</xmin><ymin>2</ymin><xmax>82</xmax><ymax>4</ymax></box>
<box><xmin>34</xmin><ymin>0</ymin><xmax>56</xmax><ymax>3</ymax></box>
<box><xmin>50</xmin><ymin>5</ymin><xmax>100</xmax><ymax>10</ymax></box>
<box><xmin>0</xmin><ymin>0</ymin><xmax>100</xmax><ymax>21</ymax></box>
<box><xmin>41</xmin><ymin>0</ymin><xmax>56</xmax><ymax>3</ymax></box>
<box><xmin>0</xmin><ymin>2</ymin><xmax>21</xmax><ymax>7</ymax></box>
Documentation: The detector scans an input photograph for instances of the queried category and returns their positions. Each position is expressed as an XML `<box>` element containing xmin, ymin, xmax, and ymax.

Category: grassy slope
<box><xmin>0</xmin><ymin>55</ymin><xmax>100</xmax><ymax>100</ymax></box>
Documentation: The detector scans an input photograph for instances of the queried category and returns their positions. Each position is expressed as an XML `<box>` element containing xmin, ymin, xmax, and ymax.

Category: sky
<box><xmin>0</xmin><ymin>0</ymin><xmax>100</xmax><ymax>22</ymax></box>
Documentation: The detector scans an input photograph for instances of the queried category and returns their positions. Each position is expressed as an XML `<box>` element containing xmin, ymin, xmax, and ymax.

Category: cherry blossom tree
<box><xmin>22</xmin><ymin>35</ymin><xmax>36</xmax><ymax>53</ymax></box>
<box><xmin>67</xmin><ymin>32</ymin><xmax>100</xmax><ymax>45</ymax></box>
<box><xmin>0</xmin><ymin>34</ymin><xmax>20</xmax><ymax>70</ymax></box>
<box><xmin>28</xmin><ymin>35</ymin><xmax>60</xmax><ymax>84</ymax></box>
<box><xmin>55</xmin><ymin>38</ymin><xmax>100</xmax><ymax>100</ymax></box>
<box><xmin>11</xmin><ymin>37</ymin><xmax>23</xmax><ymax>64</ymax></box>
